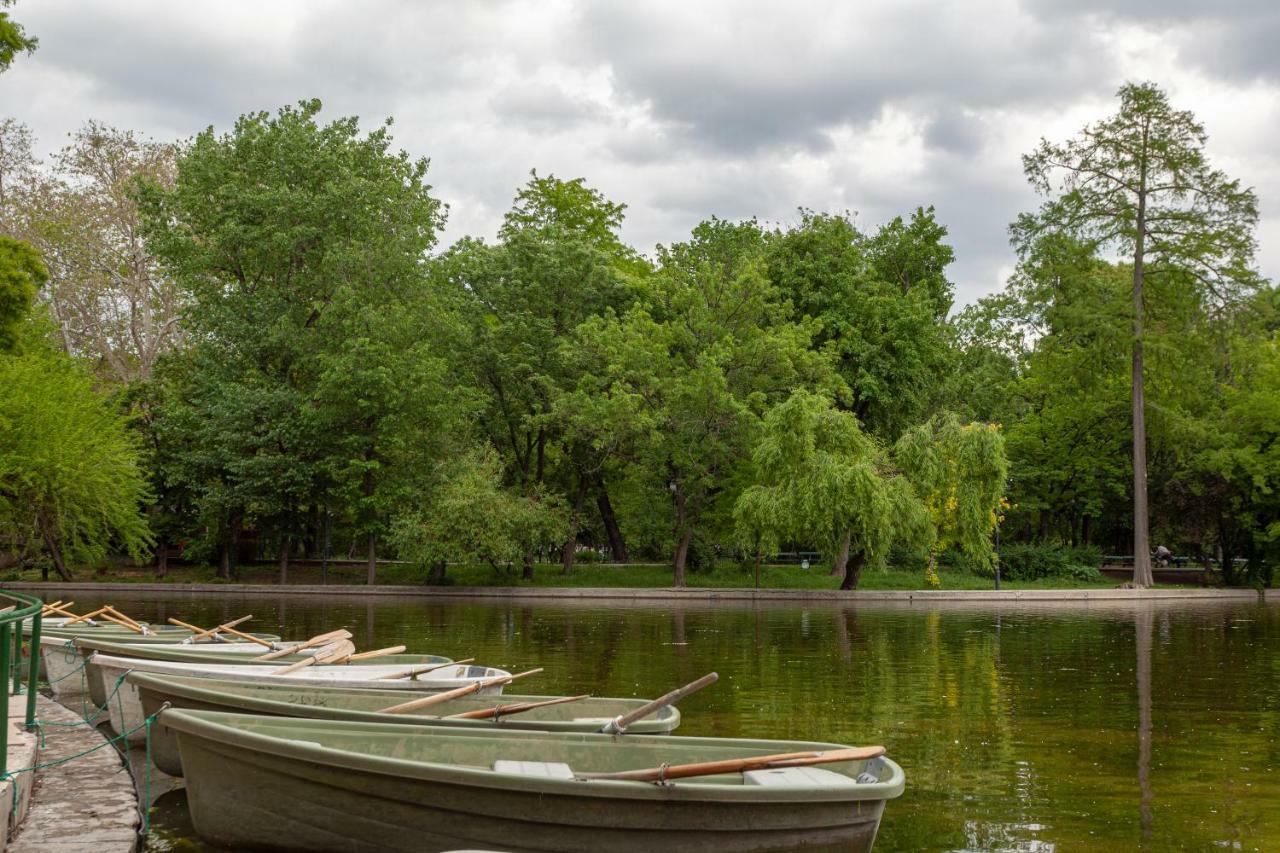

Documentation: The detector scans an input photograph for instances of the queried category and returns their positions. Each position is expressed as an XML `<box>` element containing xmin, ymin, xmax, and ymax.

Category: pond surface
<box><xmin>72</xmin><ymin>591</ymin><xmax>1280</xmax><ymax>852</ymax></box>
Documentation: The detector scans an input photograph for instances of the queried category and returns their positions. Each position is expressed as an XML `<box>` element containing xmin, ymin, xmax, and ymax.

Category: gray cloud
<box><xmin>3</xmin><ymin>0</ymin><xmax>1278</xmax><ymax>307</ymax></box>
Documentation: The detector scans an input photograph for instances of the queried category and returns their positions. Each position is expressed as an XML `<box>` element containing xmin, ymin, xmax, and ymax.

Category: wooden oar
<box><xmin>323</xmin><ymin>645</ymin><xmax>406</xmax><ymax>665</ymax></box>
<box><xmin>445</xmin><ymin>694</ymin><xmax>592</xmax><ymax>721</ymax></box>
<box><xmin>42</xmin><ymin>601</ymin><xmax>76</xmax><ymax>617</ymax></box>
<box><xmin>252</xmin><ymin>629</ymin><xmax>352</xmax><ymax>661</ymax></box>
<box><xmin>268</xmin><ymin>640</ymin><xmax>357</xmax><ymax>675</ymax></box>
<box><xmin>168</xmin><ymin>617</ymin><xmax>273</xmax><ymax>648</ymax></box>
<box><xmin>600</xmin><ymin>672</ymin><xmax>718</xmax><ymax>735</ymax></box>
<box><xmin>372</xmin><ymin>658</ymin><xmax>474</xmax><ymax>681</ymax></box>
<box><xmin>169</xmin><ymin>615</ymin><xmax>253</xmax><ymax>642</ymax></box>
<box><xmin>377</xmin><ymin>669</ymin><xmax>543</xmax><ymax>715</ymax></box>
<box><xmin>99</xmin><ymin>611</ymin><xmax>144</xmax><ymax>633</ymax></box>
<box><xmin>64</xmin><ymin>606</ymin><xmax>109</xmax><ymax>625</ymax></box>
<box><xmin>0</xmin><ymin>605</ymin><xmax>13</xmax><ymax>614</ymax></box>
<box><xmin>579</xmin><ymin>745</ymin><xmax>886</xmax><ymax>783</ymax></box>
<box><xmin>104</xmin><ymin>606</ymin><xmax>143</xmax><ymax>630</ymax></box>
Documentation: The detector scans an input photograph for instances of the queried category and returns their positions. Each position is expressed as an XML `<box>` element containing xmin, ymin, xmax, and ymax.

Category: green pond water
<box><xmin>66</xmin><ymin>591</ymin><xmax>1280</xmax><ymax>852</ymax></box>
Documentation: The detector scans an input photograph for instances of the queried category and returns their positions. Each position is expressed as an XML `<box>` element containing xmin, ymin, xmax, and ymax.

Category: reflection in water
<box><xmin>63</xmin><ymin>591</ymin><xmax>1280</xmax><ymax>852</ymax></box>
<box><xmin>1136</xmin><ymin>606</ymin><xmax>1154</xmax><ymax>843</ymax></box>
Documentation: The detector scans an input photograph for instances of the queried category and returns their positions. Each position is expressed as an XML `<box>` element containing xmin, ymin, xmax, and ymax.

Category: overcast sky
<box><xmin>5</xmin><ymin>0</ymin><xmax>1279</xmax><ymax>305</ymax></box>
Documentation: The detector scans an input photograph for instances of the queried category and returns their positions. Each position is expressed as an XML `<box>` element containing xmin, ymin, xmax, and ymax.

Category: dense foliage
<box><xmin>0</xmin><ymin>82</ymin><xmax>1275</xmax><ymax>586</ymax></box>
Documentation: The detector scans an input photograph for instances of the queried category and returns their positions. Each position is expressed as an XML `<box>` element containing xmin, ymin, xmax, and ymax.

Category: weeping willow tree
<box><xmin>0</xmin><ymin>335</ymin><xmax>154</xmax><ymax>578</ymax></box>
<box><xmin>734</xmin><ymin>390</ymin><xmax>932</xmax><ymax>590</ymax></box>
<box><xmin>895</xmin><ymin>414</ymin><xmax>1008</xmax><ymax>587</ymax></box>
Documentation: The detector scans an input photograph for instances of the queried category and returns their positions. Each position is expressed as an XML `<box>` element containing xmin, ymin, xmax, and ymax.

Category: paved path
<box><xmin>0</xmin><ymin>579</ymin><xmax>1268</xmax><ymax>602</ymax></box>
<box><xmin>0</xmin><ymin>695</ymin><xmax>38</xmax><ymax>850</ymax></box>
<box><xmin>8</xmin><ymin>696</ymin><xmax>137</xmax><ymax>853</ymax></box>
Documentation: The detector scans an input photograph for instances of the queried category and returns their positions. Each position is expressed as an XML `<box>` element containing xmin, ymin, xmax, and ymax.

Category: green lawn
<box><xmin>3</xmin><ymin>560</ymin><xmax>1121</xmax><ymax>590</ymax></box>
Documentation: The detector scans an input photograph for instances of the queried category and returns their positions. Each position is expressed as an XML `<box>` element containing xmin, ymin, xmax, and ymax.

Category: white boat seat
<box><xmin>493</xmin><ymin>760</ymin><xmax>575</xmax><ymax>779</ymax></box>
<box><xmin>742</xmin><ymin>767</ymin><xmax>861</xmax><ymax>788</ymax></box>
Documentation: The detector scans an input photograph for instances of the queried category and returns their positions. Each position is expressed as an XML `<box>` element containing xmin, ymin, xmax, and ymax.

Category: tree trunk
<box><xmin>522</xmin><ymin>550</ymin><xmax>535</xmax><ymax>582</ymax></box>
<box><xmin>673</xmin><ymin>530</ymin><xmax>692</xmax><ymax>588</ymax></box>
<box><xmin>363</xmin><ymin>458</ymin><xmax>377</xmax><ymax>584</ymax></box>
<box><xmin>156</xmin><ymin>543</ymin><xmax>168</xmax><ymax>579</ymax></box>
<box><xmin>1081</xmin><ymin>514</ymin><xmax>1092</xmax><ymax>547</ymax></box>
<box><xmin>1131</xmin><ymin>182</ymin><xmax>1154</xmax><ymax>588</ymax></box>
<box><xmin>562</xmin><ymin>474</ymin><xmax>589</xmax><ymax>576</ymax></box>
<box><xmin>218</xmin><ymin>541</ymin><xmax>232</xmax><ymax>580</ymax></box>
<box><xmin>278</xmin><ymin>535</ymin><xmax>290</xmax><ymax>585</ymax></box>
<box><xmin>753</xmin><ymin>549</ymin><xmax>762</xmax><ymax>589</ymax></box>
<box><xmin>830</xmin><ymin>531</ymin><xmax>851</xmax><ymax>577</ymax></box>
<box><xmin>596</xmin><ymin>481</ymin><xmax>629</xmax><ymax>562</ymax></box>
<box><xmin>672</xmin><ymin>479</ymin><xmax>690</xmax><ymax>587</ymax></box>
<box><xmin>841</xmin><ymin>551</ymin><xmax>866</xmax><ymax>591</ymax></box>
<box><xmin>427</xmin><ymin>560</ymin><xmax>447</xmax><ymax>585</ymax></box>
<box><xmin>321</xmin><ymin>510</ymin><xmax>331</xmax><ymax>585</ymax></box>
<box><xmin>37</xmin><ymin>515</ymin><xmax>73</xmax><ymax>581</ymax></box>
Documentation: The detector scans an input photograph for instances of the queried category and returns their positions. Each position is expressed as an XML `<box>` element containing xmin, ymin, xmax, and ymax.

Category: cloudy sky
<box><xmin>5</xmin><ymin>0</ymin><xmax>1279</xmax><ymax>304</ymax></box>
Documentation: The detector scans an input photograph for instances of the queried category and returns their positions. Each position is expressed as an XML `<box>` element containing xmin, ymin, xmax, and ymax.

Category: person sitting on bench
<box><xmin>1154</xmin><ymin>544</ymin><xmax>1172</xmax><ymax>567</ymax></box>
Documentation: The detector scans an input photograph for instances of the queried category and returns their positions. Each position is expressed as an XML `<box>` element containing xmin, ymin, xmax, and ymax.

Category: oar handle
<box><xmin>602</xmin><ymin>672</ymin><xmax>718</xmax><ymax>734</ymax></box>
<box><xmin>445</xmin><ymin>694</ymin><xmax>592</xmax><ymax>721</ymax></box>
<box><xmin>581</xmin><ymin>745</ymin><xmax>886</xmax><ymax>783</ymax></box>
<box><xmin>328</xmin><ymin>645</ymin><xmax>406</xmax><ymax>664</ymax></box>
<box><xmin>376</xmin><ymin>668</ymin><xmax>542</xmax><ymax>715</ymax></box>
<box><xmin>373</xmin><ymin>658</ymin><xmax>474</xmax><ymax>681</ymax></box>
<box><xmin>64</xmin><ymin>606</ymin><xmax>109</xmax><ymax>625</ymax></box>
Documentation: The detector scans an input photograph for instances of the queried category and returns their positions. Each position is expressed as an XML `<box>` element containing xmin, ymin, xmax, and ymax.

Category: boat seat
<box><xmin>493</xmin><ymin>760</ymin><xmax>575</xmax><ymax>779</ymax></box>
<box><xmin>742</xmin><ymin>767</ymin><xmax>861</xmax><ymax>788</ymax></box>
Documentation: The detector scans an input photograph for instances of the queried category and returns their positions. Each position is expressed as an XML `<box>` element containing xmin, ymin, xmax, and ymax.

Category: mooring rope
<box><xmin>1</xmin><ymin>699</ymin><xmax>166</xmax><ymax>834</ymax></box>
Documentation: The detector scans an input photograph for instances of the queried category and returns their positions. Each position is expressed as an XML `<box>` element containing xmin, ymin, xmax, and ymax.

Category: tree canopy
<box><xmin>1014</xmin><ymin>81</ymin><xmax>1261</xmax><ymax>586</ymax></box>
<box><xmin>1</xmin><ymin>83</ymin><xmax>1275</xmax><ymax>588</ymax></box>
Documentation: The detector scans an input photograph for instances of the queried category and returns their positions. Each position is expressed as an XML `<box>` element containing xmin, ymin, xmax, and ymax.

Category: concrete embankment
<box><xmin>5</xmin><ymin>694</ymin><xmax>138</xmax><ymax>853</ymax></box>
<box><xmin>1</xmin><ymin>580</ymin><xmax>1268</xmax><ymax>603</ymax></box>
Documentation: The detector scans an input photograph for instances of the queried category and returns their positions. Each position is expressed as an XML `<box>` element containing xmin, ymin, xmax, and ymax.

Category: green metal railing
<box><xmin>0</xmin><ymin>591</ymin><xmax>43</xmax><ymax>776</ymax></box>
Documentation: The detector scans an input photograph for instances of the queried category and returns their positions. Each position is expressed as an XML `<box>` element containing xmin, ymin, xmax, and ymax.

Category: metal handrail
<box><xmin>0</xmin><ymin>590</ymin><xmax>43</xmax><ymax>777</ymax></box>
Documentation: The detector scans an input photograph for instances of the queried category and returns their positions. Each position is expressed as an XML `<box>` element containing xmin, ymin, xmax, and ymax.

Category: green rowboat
<box><xmin>90</xmin><ymin>654</ymin><xmax>510</xmax><ymax>744</ymax></box>
<box><xmin>164</xmin><ymin>709</ymin><xmax>904</xmax><ymax>853</ymax></box>
<box><xmin>129</xmin><ymin>671</ymin><xmax>681</xmax><ymax>777</ymax></box>
<box><xmin>38</xmin><ymin>630</ymin><xmax>282</xmax><ymax>700</ymax></box>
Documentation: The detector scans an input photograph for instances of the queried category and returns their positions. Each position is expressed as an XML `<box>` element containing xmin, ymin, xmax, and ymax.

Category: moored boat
<box><xmin>164</xmin><ymin>709</ymin><xmax>904</xmax><ymax>853</ymax></box>
<box><xmin>89</xmin><ymin>653</ymin><xmax>510</xmax><ymax>743</ymax></box>
<box><xmin>39</xmin><ymin>630</ymin><xmax>283</xmax><ymax>700</ymax></box>
<box><xmin>129</xmin><ymin>672</ymin><xmax>682</xmax><ymax>776</ymax></box>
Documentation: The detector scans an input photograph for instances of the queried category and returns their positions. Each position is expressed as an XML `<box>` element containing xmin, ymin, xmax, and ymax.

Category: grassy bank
<box><xmin>5</xmin><ymin>560</ymin><xmax>1121</xmax><ymax>590</ymax></box>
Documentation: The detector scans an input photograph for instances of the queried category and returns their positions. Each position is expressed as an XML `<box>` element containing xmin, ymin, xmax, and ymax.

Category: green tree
<box><xmin>1014</xmin><ymin>81</ymin><xmax>1261</xmax><ymax>586</ymax></box>
<box><xmin>141</xmin><ymin>100</ymin><xmax>446</xmax><ymax>580</ymax></box>
<box><xmin>734</xmin><ymin>390</ymin><xmax>932</xmax><ymax>589</ymax></box>
<box><xmin>0</xmin><ymin>334</ymin><xmax>153</xmax><ymax>578</ymax></box>
<box><xmin>0</xmin><ymin>0</ymin><xmax>36</xmax><ymax>72</ymax></box>
<box><xmin>0</xmin><ymin>234</ymin><xmax>43</xmax><ymax>351</ymax></box>
<box><xmin>440</xmin><ymin>172</ymin><xmax>640</xmax><ymax>575</ymax></box>
<box><xmin>567</xmin><ymin>218</ymin><xmax>831</xmax><ymax>584</ymax></box>
<box><xmin>389</xmin><ymin>446</ymin><xmax>569</xmax><ymax>584</ymax></box>
<box><xmin>896</xmin><ymin>414</ymin><xmax>1009</xmax><ymax>586</ymax></box>
<box><xmin>765</xmin><ymin>208</ymin><xmax>955</xmax><ymax>439</ymax></box>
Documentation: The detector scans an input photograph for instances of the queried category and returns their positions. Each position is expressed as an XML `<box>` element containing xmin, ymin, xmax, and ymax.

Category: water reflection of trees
<box><xmin>81</xmin><ymin>593</ymin><xmax>1280</xmax><ymax>850</ymax></box>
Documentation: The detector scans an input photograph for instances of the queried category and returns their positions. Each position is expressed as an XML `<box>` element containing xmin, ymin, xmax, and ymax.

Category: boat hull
<box><xmin>90</xmin><ymin>655</ymin><xmax>508</xmax><ymax>744</ymax></box>
<box><xmin>39</xmin><ymin>633</ymin><xmax>285</xmax><ymax>700</ymax></box>
<box><xmin>168</xmin><ymin>710</ymin><xmax>903</xmax><ymax>853</ymax></box>
<box><xmin>130</xmin><ymin>673</ymin><xmax>680</xmax><ymax>777</ymax></box>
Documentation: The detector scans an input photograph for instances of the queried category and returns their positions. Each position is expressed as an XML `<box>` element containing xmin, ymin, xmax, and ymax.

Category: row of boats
<box><xmin>31</xmin><ymin>603</ymin><xmax>904</xmax><ymax>852</ymax></box>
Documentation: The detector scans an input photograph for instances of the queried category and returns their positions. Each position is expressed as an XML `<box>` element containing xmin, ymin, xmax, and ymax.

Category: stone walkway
<box><xmin>8</xmin><ymin>695</ymin><xmax>137</xmax><ymax>853</ymax></box>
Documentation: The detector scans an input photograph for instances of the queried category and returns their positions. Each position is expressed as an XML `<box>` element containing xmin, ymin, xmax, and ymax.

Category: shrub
<box><xmin>996</xmin><ymin>544</ymin><xmax>1103</xmax><ymax>581</ymax></box>
<box><xmin>1063</xmin><ymin>563</ymin><xmax>1104</xmax><ymax>583</ymax></box>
